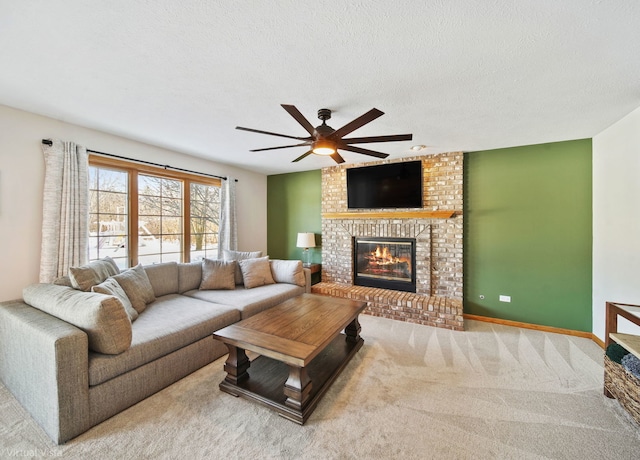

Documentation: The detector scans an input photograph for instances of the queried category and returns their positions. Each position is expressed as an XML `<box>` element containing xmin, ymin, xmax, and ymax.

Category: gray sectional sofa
<box><xmin>0</xmin><ymin>255</ymin><xmax>310</xmax><ymax>444</ymax></box>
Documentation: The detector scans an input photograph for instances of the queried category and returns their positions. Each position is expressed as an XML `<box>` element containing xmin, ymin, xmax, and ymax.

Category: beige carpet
<box><xmin>1</xmin><ymin>316</ymin><xmax>639</xmax><ymax>459</ymax></box>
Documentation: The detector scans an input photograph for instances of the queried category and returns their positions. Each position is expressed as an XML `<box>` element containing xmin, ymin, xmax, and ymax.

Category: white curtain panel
<box><xmin>39</xmin><ymin>139</ymin><xmax>89</xmax><ymax>282</ymax></box>
<box><xmin>217</xmin><ymin>176</ymin><xmax>238</xmax><ymax>258</ymax></box>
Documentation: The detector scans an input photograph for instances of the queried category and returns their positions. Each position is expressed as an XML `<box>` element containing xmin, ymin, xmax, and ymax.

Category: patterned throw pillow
<box><xmin>223</xmin><ymin>250</ymin><xmax>263</xmax><ymax>285</ymax></box>
<box><xmin>111</xmin><ymin>264</ymin><xmax>156</xmax><ymax>314</ymax></box>
<box><xmin>68</xmin><ymin>256</ymin><xmax>120</xmax><ymax>291</ymax></box>
<box><xmin>92</xmin><ymin>277</ymin><xmax>139</xmax><ymax>322</ymax></box>
<box><xmin>239</xmin><ymin>257</ymin><xmax>275</xmax><ymax>289</ymax></box>
<box><xmin>199</xmin><ymin>259</ymin><xmax>237</xmax><ymax>290</ymax></box>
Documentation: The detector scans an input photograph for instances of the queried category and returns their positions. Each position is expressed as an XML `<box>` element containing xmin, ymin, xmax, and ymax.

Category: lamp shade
<box><xmin>296</xmin><ymin>232</ymin><xmax>316</xmax><ymax>248</ymax></box>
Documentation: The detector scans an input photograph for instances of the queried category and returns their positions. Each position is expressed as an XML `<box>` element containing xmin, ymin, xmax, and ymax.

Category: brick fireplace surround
<box><xmin>311</xmin><ymin>152</ymin><xmax>464</xmax><ymax>331</ymax></box>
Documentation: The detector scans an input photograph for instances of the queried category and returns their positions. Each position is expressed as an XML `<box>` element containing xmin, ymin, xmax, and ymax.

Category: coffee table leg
<box><xmin>345</xmin><ymin>315</ymin><xmax>362</xmax><ymax>343</ymax></box>
<box><xmin>284</xmin><ymin>366</ymin><xmax>312</xmax><ymax>411</ymax></box>
<box><xmin>223</xmin><ymin>344</ymin><xmax>250</xmax><ymax>385</ymax></box>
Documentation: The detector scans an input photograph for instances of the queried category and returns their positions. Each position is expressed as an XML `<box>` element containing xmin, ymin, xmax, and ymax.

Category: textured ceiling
<box><xmin>1</xmin><ymin>1</ymin><xmax>639</xmax><ymax>175</ymax></box>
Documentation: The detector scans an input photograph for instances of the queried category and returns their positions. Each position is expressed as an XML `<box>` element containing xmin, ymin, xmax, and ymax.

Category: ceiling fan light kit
<box><xmin>236</xmin><ymin>104</ymin><xmax>413</xmax><ymax>164</ymax></box>
<box><xmin>312</xmin><ymin>139</ymin><xmax>336</xmax><ymax>155</ymax></box>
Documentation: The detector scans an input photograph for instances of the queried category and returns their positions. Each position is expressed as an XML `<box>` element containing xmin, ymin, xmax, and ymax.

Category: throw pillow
<box><xmin>68</xmin><ymin>256</ymin><xmax>120</xmax><ymax>291</ymax></box>
<box><xmin>53</xmin><ymin>275</ymin><xmax>74</xmax><ymax>287</ymax></box>
<box><xmin>200</xmin><ymin>259</ymin><xmax>237</xmax><ymax>290</ymax></box>
<box><xmin>144</xmin><ymin>261</ymin><xmax>179</xmax><ymax>297</ymax></box>
<box><xmin>92</xmin><ymin>277</ymin><xmax>139</xmax><ymax>322</ymax></box>
<box><xmin>239</xmin><ymin>256</ymin><xmax>275</xmax><ymax>289</ymax></box>
<box><xmin>270</xmin><ymin>259</ymin><xmax>305</xmax><ymax>287</ymax></box>
<box><xmin>111</xmin><ymin>264</ymin><xmax>156</xmax><ymax>314</ymax></box>
<box><xmin>178</xmin><ymin>261</ymin><xmax>202</xmax><ymax>293</ymax></box>
<box><xmin>223</xmin><ymin>250</ymin><xmax>262</xmax><ymax>285</ymax></box>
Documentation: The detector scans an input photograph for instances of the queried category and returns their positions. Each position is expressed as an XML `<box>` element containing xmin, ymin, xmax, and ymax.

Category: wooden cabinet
<box><xmin>604</xmin><ymin>301</ymin><xmax>640</xmax><ymax>424</ymax></box>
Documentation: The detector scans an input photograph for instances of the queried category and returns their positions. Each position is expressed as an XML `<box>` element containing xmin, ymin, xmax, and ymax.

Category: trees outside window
<box><xmin>88</xmin><ymin>155</ymin><xmax>221</xmax><ymax>268</ymax></box>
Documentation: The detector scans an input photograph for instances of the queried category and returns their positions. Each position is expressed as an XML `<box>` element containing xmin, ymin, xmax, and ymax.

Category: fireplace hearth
<box><xmin>353</xmin><ymin>237</ymin><xmax>416</xmax><ymax>293</ymax></box>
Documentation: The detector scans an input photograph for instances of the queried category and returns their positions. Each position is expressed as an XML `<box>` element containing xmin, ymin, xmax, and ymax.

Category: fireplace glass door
<box><xmin>353</xmin><ymin>237</ymin><xmax>416</xmax><ymax>292</ymax></box>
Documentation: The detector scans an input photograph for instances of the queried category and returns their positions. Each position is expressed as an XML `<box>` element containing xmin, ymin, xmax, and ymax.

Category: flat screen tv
<box><xmin>347</xmin><ymin>160</ymin><xmax>422</xmax><ymax>209</ymax></box>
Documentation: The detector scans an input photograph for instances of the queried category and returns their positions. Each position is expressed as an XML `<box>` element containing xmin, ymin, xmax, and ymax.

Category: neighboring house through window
<box><xmin>88</xmin><ymin>155</ymin><xmax>221</xmax><ymax>269</ymax></box>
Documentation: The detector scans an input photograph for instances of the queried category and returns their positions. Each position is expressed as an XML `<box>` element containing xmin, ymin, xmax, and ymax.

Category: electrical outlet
<box><xmin>499</xmin><ymin>295</ymin><xmax>511</xmax><ymax>303</ymax></box>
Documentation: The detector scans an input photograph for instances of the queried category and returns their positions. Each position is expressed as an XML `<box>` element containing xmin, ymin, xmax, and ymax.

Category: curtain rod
<box><xmin>41</xmin><ymin>139</ymin><xmax>235</xmax><ymax>182</ymax></box>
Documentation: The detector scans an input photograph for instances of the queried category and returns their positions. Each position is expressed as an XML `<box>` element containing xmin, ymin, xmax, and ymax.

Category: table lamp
<box><xmin>296</xmin><ymin>232</ymin><xmax>316</xmax><ymax>267</ymax></box>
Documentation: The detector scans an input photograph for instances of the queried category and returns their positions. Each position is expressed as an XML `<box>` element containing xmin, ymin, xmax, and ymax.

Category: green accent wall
<box><xmin>464</xmin><ymin>139</ymin><xmax>592</xmax><ymax>331</ymax></box>
<box><xmin>267</xmin><ymin>170</ymin><xmax>322</xmax><ymax>263</ymax></box>
<box><xmin>266</xmin><ymin>140</ymin><xmax>592</xmax><ymax>332</ymax></box>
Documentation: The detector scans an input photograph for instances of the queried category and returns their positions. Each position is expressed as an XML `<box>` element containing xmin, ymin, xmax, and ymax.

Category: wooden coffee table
<box><xmin>212</xmin><ymin>293</ymin><xmax>366</xmax><ymax>424</ymax></box>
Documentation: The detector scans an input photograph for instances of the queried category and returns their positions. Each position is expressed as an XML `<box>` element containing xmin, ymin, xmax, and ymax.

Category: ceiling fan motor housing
<box><xmin>315</xmin><ymin>109</ymin><xmax>334</xmax><ymax>137</ymax></box>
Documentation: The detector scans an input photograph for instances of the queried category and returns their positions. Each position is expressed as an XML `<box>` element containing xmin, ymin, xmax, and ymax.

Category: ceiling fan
<box><xmin>236</xmin><ymin>104</ymin><xmax>413</xmax><ymax>164</ymax></box>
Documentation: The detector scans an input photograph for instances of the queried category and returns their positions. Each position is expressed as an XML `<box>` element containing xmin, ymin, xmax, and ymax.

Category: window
<box><xmin>190</xmin><ymin>182</ymin><xmax>220</xmax><ymax>261</ymax></box>
<box><xmin>138</xmin><ymin>174</ymin><xmax>183</xmax><ymax>264</ymax></box>
<box><xmin>89</xmin><ymin>167</ymin><xmax>129</xmax><ymax>268</ymax></box>
<box><xmin>89</xmin><ymin>155</ymin><xmax>221</xmax><ymax>269</ymax></box>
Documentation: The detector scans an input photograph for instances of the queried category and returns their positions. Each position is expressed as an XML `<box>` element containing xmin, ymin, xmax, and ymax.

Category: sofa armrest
<box><xmin>303</xmin><ymin>267</ymin><xmax>311</xmax><ymax>293</ymax></box>
<box><xmin>0</xmin><ymin>300</ymin><xmax>90</xmax><ymax>444</ymax></box>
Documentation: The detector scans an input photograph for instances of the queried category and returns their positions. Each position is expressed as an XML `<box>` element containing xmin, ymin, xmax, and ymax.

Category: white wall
<box><xmin>592</xmin><ymin>105</ymin><xmax>640</xmax><ymax>341</ymax></box>
<box><xmin>0</xmin><ymin>104</ymin><xmax>267</xmax><ymax>302</ymax></box>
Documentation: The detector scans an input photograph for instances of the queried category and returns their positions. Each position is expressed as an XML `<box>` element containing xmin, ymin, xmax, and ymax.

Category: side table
<box><xmin>305</xmin><ymin>263</ymin><xmax>321</xmax><ymax>285</ymax></box>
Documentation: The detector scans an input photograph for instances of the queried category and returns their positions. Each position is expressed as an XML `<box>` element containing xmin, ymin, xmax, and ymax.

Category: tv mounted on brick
<box><xmin>346</xmin><ymin>161</ymin><xmax>422</xmax><ymax>209</ymax></box>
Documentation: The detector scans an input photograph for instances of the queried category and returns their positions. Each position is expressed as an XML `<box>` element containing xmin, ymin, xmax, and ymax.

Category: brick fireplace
<box><xmin>311</xmin><ymin>152</ymin><xmax>464</xmax><ymax>331</ymax></box>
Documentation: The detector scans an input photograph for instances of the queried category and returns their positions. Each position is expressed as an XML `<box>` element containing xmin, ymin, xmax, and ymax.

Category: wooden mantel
<box><xmin>322</xmin><ymin>210</ymin><xmax>456</xmax><ymax>220</ymax></box>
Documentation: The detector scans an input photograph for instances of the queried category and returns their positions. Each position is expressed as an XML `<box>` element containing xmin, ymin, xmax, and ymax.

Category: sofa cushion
<box><xmin>68</xmin><ymin>256</ymin><xmax>120</xmax><ymax>291</ymax></box>
<box><xmin>112</xmin><ymin>264</ymin><xmax>156</xmax><ymax>314</ymax></box>
<box><xmin>91</xmin><ymin>277</ymin><xmax>139</xmax><ymax>322</ymax></box>
<box><xmin>239</xmin><ymin>256</ymin><xmax>275</xmax><ymax>289</ymax></box>
<box><xmin>223</xmin><ymin>250</ymin><xmax>262</xmax><ymax>285</ymax></box>
<box><xmin>23</xmin><ymin>283</ymin><xmax>132</xmax><ymax>354</ymax></box>
<box><xmin>178</xmin><ymin>261</ymin><xmax>202</xmax><ymax>293</ymax></box>
<box><xmin>88</xmin><ymin>294</ymin><xmax>240</xmax><ymax>386</ymax></box>
<box><xmin>184</xmin><ymin>283</ymin><xmax>304</xmax><ymax>319</ymax></box>
<box><xmin>200</xmin><ymin>259</ymin><xmax>236</xmax><ymax>290</ymax></box>
<box><xmin>270</xmin><ymin>259</ymin><xmax>305</xmax><ymax>287</ymax></box>
<box><xmin>144</xmin><ymin>261</ymin><xmax>179</xmax><ymax>297</ymax></box>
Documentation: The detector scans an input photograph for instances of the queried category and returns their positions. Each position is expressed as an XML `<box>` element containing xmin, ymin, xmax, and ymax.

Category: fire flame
<box><xmin>367</xmin><ymin>245</ymin><xmax>410</xmax><ymax>270</ymax></box>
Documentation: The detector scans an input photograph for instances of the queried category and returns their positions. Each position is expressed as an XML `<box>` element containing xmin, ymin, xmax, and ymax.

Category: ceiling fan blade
<box><xmin>281</xmin><ymin>104</ymin><xmax>316</xmax><ymax>136</ymax></box>
<box><xmin>236</xmin><ymin>126</ymin><xmax>310</xmax><ymax>141</ymax></box>
<box><xmin>330</xmin><ymin>108</ymin><xmax>384</xmax><ymax>139</ymax></box>
<box><xmin>250</xmin><ymin>142</ymin><xmax>311</xmax><ymax>152</ymax></box>
<box><xmin>341</xmin><ymin>134</ymin><xmax>413</xmax><ymax>144</ymax></box>
<box><xmin>292</xmin><ymin>150</ymin><xmax>313</xmax><ymax>162</ymax></box>
<box><xmin>330</xmin><ymin>152</ymin><xmax>345</xmax><ymax>164</ymax></box>
<box><xmin>338</xmin><ymin>144</ymin><xmax>389</xmax><ymax>159</ymax></box>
